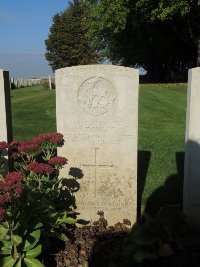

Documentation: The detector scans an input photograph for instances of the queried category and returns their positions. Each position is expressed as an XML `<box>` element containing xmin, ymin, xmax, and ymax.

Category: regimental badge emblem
<box><xmin>77</xmin><ymin>77</ymin><xmax>116</xmax><ymax>115</ymax></box>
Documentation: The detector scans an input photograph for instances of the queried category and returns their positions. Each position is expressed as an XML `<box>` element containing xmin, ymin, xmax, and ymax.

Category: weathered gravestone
<box><xmin>56</xmin><ymin>65</ymin><xmax>139</xmax><ymax>225</ymax></box>
<box><xmin>184</xmin><ymin>67</ymin><xmax>200</xmax><ymax>232</ymax></box>
<box><xmin>0</xmin><ymin>69</ymin><xmax>13</xmax><ymax>174</ymax></box>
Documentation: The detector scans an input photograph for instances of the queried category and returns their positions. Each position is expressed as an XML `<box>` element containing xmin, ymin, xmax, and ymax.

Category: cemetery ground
<box><xmin>9</xmin><ymin>82</ymin><xmax>200</xmax><ymax>266</ymax></box>
<box><xmin>11</xmin><ymin>83</ymin><xmax>187</xmax><ymax>210</ymax></box>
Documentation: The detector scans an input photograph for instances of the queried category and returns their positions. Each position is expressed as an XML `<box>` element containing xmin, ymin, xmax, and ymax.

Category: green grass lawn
<box><xmin>138</xmin><ymin>83</ymin><xmax>187</xmax><ymax>213</ymax></box>
<box><xmin>11</xmin><ymin>85</ymin><xmax>56</xmax><ymax>141</ymax></box>
<box><xmin>11</xmin><ymin>83</ymin><xmax>187</xmax><ymax>209</ymax></box>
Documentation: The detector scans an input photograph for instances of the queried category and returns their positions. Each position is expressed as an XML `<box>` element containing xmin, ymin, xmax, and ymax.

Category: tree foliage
<box><xmin>45</xmin><ymin>0</ymin><xmax>99</xmax><ymax>71</ymax></box>
<box><xmin>86</xmin><ymin>0</ymin><xmax>200</xmax><ymax>82</ymax></box>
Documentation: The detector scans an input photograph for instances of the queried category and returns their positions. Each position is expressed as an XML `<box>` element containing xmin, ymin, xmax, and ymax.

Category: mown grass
<box><xmin>11</xmin><ymin>85</ymin><xmax>56</xmax><ymax>141</ymax></box>
<box><xmin>11</xmin><ymin>83</ymin><xmax>187</xmax><ymax>206</ymax></box>
<box><xmin>138</xmin><ymin>84</ymin><xmax>187</xmax><ymax>209</ymax></box>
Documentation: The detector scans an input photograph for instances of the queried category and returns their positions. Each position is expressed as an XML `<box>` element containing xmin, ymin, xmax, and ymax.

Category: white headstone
<box><xmin>56</xmin><ymin>65</ymin><xmax>139</xmax><ymax>226</ymax></box>
<box><xmin>184</xmin><ymin>67</ymin><xmax>200</xmax><ymax>232</ymax></box>
<box><xmin>0</xmin><ymin>69</ymin><xmax>13</xmax><ymax>174</ymax></box>
<box><xmin>0</xmin><ymin>69</ymin><xmax>12</xmax><ymax>142</ymax></box>
<box><xmin>49</xmin><ymin>75</ymin><xmax>52</xmax><ymax>90</ymax></box>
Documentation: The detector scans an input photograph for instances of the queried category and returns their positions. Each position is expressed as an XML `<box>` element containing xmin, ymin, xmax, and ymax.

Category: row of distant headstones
<box><xmin>10</xmin><ymin>77</ymin><xmax>41</xmax><ymax>89</ymax></box>
<box><xmin>9</xmin><ymin>76</ymin><xmax>54</xmax><ymax>89</ymax></box>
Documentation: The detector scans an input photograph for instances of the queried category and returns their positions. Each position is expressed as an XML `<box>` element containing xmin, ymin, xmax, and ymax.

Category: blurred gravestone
<box><xmin>184</xmin><ymin>67</ymin><xmax>200</xmax><ymax>233</ymax></box>
<box><xmin>56</xmin><ymin>65</ymin><xmax>139</xmax><ymax>226</ymax></box>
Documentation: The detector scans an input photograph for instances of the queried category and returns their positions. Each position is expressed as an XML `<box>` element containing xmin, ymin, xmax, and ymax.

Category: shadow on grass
<box><xmin>137</xmin><ymin>150</ymin><xmax>151</xmax><ymax>218</ymax></box>
<box><xmin>144</xmin><ymin>152</ymin><xmax>184</xmax><ymax>217</ymax></box>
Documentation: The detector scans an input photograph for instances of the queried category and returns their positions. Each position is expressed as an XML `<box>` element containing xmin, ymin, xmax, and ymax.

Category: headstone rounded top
<box><xmin>77</xmin><ymin>77</ymin><xmax>116</xmax><ymax>116</ymax></box>
<box><xmin>56</xmin><ymin>64</ymin><xmax>139</xmax><ymax>75</ymax></box>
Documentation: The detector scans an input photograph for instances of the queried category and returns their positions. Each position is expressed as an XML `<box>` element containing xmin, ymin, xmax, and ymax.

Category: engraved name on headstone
<box><xmin>56</xmin><ymin>65</ymin><xmax>139</xmax><ymax>225</ymax></box>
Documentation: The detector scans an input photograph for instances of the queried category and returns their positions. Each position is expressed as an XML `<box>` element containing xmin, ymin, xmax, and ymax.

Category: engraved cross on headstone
<box><xmin>81</xmin><ymin>148</ymin><xmax>114</xmax><ymax>197</ymax></box>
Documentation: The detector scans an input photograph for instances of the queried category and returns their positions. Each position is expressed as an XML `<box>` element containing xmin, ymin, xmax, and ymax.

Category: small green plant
<box><xmin>121</xmin><ymin>205</ymin><xmax>185</xmax><ymax>265</ymax></box>
<box><xmin>0</xmin><ymin>133</ymin><xmax>77</xmax><ymax>267</ymax></box>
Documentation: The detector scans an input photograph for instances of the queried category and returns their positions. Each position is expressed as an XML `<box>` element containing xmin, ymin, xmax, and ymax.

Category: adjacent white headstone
<box><xmin>0</xmin><ymin>69</ymin><xmax>13</xmax><ymax>175</ymax></box>
<box><xmin>184</xmin><ymin>67</ymin><xmax>200</xmax><ymax>232</ymax></box>
<box><xmin>0</xmin><ymin>69</ymin><xmax>13</xmax><ymax>142</ymax></box>
<box><xmin>56</xmin><ymin>65</ymin><xmax>139</xmax><ymax>225</ymax></box>
<box><xmin>49</xmin><ymin>75</ymin><xmax>52</xmax><ymax>90</ymax></box>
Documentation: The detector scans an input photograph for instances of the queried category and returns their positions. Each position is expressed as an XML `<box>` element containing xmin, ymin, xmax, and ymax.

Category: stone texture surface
<box><xmin>56</xmin><ymin>65</ymin><xmax>139</xmax><ymax>226</ymax></box>
<box><xmin>184</xmin><ymin>67</ymin><xmax>200</xmax><ymax>232</ymax></box>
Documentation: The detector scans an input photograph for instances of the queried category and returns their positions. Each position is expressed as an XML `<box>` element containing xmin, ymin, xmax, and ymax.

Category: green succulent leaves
<box><xmin>0</xmin><ymin>228</ymin><xmax>43</xmax><ymax>267</ymax></box>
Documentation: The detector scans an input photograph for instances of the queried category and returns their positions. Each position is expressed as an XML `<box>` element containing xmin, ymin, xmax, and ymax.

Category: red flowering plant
<box><xmin>32</xmin><ymin>133</ymin><xmax>64</xmax><ymax>161</ymax></box>
<box><xmin>0</xmin><ymin>133</ymin><xmax>77</xmax><ymax>267</ymax></box>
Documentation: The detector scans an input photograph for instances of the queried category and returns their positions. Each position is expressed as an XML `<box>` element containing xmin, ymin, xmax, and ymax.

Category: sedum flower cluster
<box><xmin>0</xmin><ymin>133</ymin><xmax>68</xmax><ymax>222</ymax></box>
<box><xmin>0</xmin><ymin>133</ymin><xmax>76</xmax><ymax>266</ymax></box>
